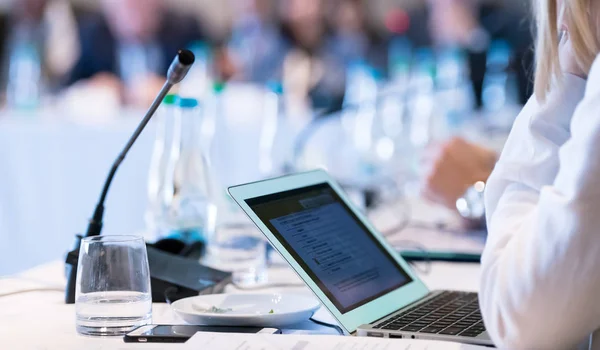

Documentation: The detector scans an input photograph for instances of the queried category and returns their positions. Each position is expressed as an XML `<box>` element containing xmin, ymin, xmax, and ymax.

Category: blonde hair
<box><xmin>534</xmin><ymin>0</ymin><xmax>600</xmax><ymax>100</ymax></box>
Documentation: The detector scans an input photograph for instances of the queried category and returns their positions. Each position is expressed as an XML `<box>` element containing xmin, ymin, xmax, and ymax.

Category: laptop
<box><xmin>228</xmin><ymin>170</ymin><xmax>492</xmax><ymax>347</ymax></box>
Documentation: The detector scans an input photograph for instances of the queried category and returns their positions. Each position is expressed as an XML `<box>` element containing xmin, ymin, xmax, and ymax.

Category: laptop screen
<box><xmin>245</xmin><ymin>182</ymin><xmax>412</xmax><ymax>314</ymax></box>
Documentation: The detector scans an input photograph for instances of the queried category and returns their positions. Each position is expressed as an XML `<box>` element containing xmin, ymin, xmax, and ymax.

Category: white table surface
<box><xmin>0</xmin><ymin>258</ymin><xmax>480</xmax><ymax>349</ymax></box>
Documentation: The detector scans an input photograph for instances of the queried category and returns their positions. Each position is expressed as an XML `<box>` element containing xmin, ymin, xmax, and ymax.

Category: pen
<box><xmin>399</xmin><ymin>250</ymin><xmax>481</xmax><ymax>263</ymax></box>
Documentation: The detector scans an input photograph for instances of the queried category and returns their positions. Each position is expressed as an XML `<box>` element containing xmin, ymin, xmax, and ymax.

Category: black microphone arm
<box><xmin>85</xmin><ymin>49</ymin><xmax>195</xmax><ymax>238</ymax></box>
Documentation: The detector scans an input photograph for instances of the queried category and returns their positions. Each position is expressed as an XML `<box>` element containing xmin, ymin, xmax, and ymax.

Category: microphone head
<box><xmin>166</xmin><ymin>49</ymin><xmax>195</xmax><ymax>84</ymax></box>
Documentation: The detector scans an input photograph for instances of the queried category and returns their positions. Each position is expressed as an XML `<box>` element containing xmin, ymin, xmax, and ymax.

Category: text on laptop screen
<box><xmin>245</xmin><ymin>183</ymin><xmax>412</xmax><ymax>314</ymax></box>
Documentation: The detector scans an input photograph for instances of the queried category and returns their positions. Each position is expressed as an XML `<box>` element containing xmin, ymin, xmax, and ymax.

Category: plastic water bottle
<box><xmin>342</xmin><ymin>60</ymin><xmax>380</xmax><ymax>108</ymax></box>
<box><xmin>383</xmin><ymin>36</ymin><xmax>412</xmax><ymax>154</ymax></box>
<box><xmin>399</xmin><ymin>48</ymin><xmax>438</xmax><ymax>192</ymax></box>
<box><xmin>341</xmin><ymin>61</ymin><xmax>382</xmax><ymax>180</ymax></box>
<box><xmin>259</xmin><ymin>81</ymin><xmax>283</xmax><ymax>177</ymax></box>
<box><xmin>145</xmin><ymin>94</ymin><xmax>178</xmax><ymax>240</ymax></box>
<box><xmin>200</xmin><ymin>81</ymin><xmax>269</xmax><ymax>286</ymax></box>
<box><xmin>435</xmin><ymin>47</ymin><xmax>476</xmax><ymax>135</ymax></box>
<box><xmin>407</xmin><ymin>48</ymin><xmax>437</xmax><ymax>149</ymax></box>
<box><xmin>482</xmin><ymin>40</ymin><xmax>520</xmax><ymax>131</ymax></box>
<box><xmin>6</xmin><ymin>42</ymin><xmax>42</xmax><ymax>110</ymax></box>
<box><xmin>388</xmin><ymin>37</ymin><xmax>412</xmax><ymax>91</ymax></box>
<box><xmin>166</xmin><ymin>97</ymin><xmax>217</xmax><ymax>245</ymax></box>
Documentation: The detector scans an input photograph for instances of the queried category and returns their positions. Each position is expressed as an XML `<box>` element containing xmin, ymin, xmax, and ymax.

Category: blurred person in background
<box><xmin>279</xmin><ymin>0</ymin><xmax>387</xmax><ymax>113</ymax></box>
<box><xmin>279</xmin><ymin>0</ymin><xmax>342</xmax><ymax>112</ymax></box>
<box><xmin>404</xmin><ymin>0</ymin><xmax>533</xmax><ymax>106</ymax></box>
<box><xmin>226</xmin><ymin>0</ymin><xmax>286</xmax><ymax>84</ymax></box>
<box><xmin>65</xmin><ymin>0</ymin><xmax>206</xmax><ymax>107</ymax></box>
<box><xmin>0</xmin><ymin>0</ymin><xmax>83</xmax><ymax>103</ymax></box>
<box><xmin>326</xmin><ymin>0</ymin><xmax>388</xmax><ymax>74</ymax></box>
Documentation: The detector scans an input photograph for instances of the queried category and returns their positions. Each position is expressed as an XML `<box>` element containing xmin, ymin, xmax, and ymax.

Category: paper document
<box><xmin>185</xmin><ymin>332</ymin><xmax>489</xmax><ymax>350</ymax></box>
<box><xmin>390</xmin><ymin>226</ymin><xmax>486</xmax><ymax>255</ymax></box>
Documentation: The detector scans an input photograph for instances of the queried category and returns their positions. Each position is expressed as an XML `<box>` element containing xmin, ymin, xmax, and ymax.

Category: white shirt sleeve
<box><xmin>480</xmin><ymin>66</ymin><xmax>600</xmax><ymax>348</ymax></box>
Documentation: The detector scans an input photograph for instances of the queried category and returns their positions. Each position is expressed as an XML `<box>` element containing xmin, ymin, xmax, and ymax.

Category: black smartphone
<box><xmin>123</xmin><ymin>325</ymin><xmax>281</xmax><ymax>343</ymax></box>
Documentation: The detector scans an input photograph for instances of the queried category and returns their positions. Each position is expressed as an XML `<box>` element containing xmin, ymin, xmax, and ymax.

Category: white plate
<box><xmin>171</xmin><ymin>293</ymin><xmax>320</xmax><ymax>327</ymax></box>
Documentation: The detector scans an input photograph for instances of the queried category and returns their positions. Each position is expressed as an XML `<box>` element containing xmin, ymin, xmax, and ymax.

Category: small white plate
<box><xmin>171</xmin><ymin>293</ymin><xmax>320</xmax><ymax>327</ymax></box>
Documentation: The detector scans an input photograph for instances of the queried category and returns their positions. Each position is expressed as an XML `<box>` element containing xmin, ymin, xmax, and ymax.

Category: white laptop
<box><xmin>228</xmin><ymin>170</ymin><xmax>492</xmax><ymax>346</ymax></box>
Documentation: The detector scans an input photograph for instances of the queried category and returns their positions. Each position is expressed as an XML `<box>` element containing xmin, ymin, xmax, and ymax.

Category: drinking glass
<box><xmin>204</xmin><ymin>220</ymin><xmax>268</xmax><ymax>286</ymax></box>
<box><xmin>75</xmin><ymin>235</ymin><xmax>152</xmax><ymax>336</ymax></box>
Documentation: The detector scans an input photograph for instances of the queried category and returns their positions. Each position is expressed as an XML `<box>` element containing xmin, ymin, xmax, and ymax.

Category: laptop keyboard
<box><xmin>373</xmin><ymin>291</ymin><xmax>486</xmax><ymax>338</ymax></box>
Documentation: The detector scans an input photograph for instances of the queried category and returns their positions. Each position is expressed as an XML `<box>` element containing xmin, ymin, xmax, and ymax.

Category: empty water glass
<box><xmin>75</xmin><ymin>235</ymin><xmax>152</xmax><ymax>336</ymax></box>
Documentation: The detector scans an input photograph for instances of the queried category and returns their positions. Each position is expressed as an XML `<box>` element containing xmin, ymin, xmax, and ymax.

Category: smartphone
<box><xmin>124</xmin><ymin>325</ymin><xmax>281</xmax><ymax>343</ymax></box>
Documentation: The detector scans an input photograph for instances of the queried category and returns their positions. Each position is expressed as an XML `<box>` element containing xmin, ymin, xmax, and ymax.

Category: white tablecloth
<box><xmin>0</xmin><ymin>259</ymin><xmax>481</xmax><ymax>349</ymax></box>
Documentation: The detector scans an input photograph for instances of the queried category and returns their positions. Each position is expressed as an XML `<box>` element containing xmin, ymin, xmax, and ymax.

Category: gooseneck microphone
<box><xmin>86</xmin><ymin>49</ymin><xmax>195</xmax><ymax>238</ymax></box>
<box><xmin>65</xmin><ymin>50</ymin><xmax>195</xmax><ymax>303</ymax></box>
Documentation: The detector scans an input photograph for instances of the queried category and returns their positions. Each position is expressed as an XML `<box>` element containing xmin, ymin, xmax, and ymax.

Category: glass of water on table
<box><xmin>203</xmin><ymin>199</ymin><xmax>268</xmax><ymax>287</ymax></box>
<box><xmin>75</xmin><ymin>235</ymin><xmax>152</xmax><ymax>336</ymax></box>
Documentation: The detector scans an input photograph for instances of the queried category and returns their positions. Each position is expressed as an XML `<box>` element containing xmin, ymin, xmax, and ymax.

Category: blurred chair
<box><xmin>65</xmin><ymin>0</ymin><xmax>207</xmax><ymax>107</ymax></box>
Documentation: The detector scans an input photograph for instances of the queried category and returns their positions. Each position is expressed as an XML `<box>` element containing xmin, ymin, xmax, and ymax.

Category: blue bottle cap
<box><xmin>266</xmin><ymin>81</ymin><xmax>283</xmax><ymax>94</ymax></box>
<box><xmin>177</xmin><ymin>97</ymin><xmax>199</xmax><ymax>108</ymax></box>
<box><xmin>188</xmin><ymin>41</ymin><xmax>210</xmax><ymax>57</ymax></box>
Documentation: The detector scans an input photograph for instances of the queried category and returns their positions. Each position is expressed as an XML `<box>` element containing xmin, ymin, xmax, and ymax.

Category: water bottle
<box><xmin>341</xmin><ymin>61</ymin><xmax>382</xmax><ymax>182</ymax></box>
<box><xmin>202</xmin><ymin>81</ymin><xmax>269</xmax><ymax>286</ymax></box>
<box><xmin>435</xmin><ymin>47</ymin><xmax>476</xmax><ymax>135</ymax></box>
<box><xmin>145</xmin><ymin>94</ymin><xmax>178</xmax><ymax>240</ymax></box>
<box><xmin>259</xmin><ymin>81</ymin><xmax>283</xmax><ymax>177</ymax></box>
<box><xmin>388</xmin><ymin>37</ymin><xmax>412</xmax><ymax>92</ymax></box>
<box><xmin>482</xmin><ymin>40</ymin><xmax>520</xmax><ymax>131</ymax></box>
<box><xmin>6</xmin><ymin>42</ymin><xmax>42</xmax><ymax>110</ymax></box>
<box><xmin>407</xmin><ymin>48</ymin><xmax>437</xmax><ymax>150</ymax></box>
<box><xmin>166</xmin><ymin>97</ymin><xmax>217</xmax><ymax>246</ymax></box>
<box><xmin>399</xmin><ymin>48</ymin><xmax>438</xmax><ymax>193</ymax></box>
<box><xmin>382</xmin><ymin>36</ymin><xmax>412</xmax><ymax>165</ymax></box>
<box><xmin>342</xmin><ymin>60</ymin><xmax>380</xmax><ymax>108</ymax></box>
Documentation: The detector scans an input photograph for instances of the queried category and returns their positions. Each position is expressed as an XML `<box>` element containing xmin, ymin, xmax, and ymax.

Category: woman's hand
<box><xmin>421</xmin><ymin>137</ymin><xmax>497</xmax><ymax>210</ymax></box>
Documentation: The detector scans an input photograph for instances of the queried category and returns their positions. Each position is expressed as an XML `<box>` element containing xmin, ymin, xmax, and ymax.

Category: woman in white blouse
<box><xmin>481</xmin><ymin>0</ymin><xmax>600</xmax><ymax>348</ymax></box>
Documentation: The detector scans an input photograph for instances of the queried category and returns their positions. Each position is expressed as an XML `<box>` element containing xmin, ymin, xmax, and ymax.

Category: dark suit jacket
<box><xmin>405</xmin><ymin>3</ymin><xmax>534</xmax><ymax>106</ymax></box>
<box><xmin>66</xmin><ymin>10</ymin><xmax>205</xmax><ymax>85</ymax></box>
<box><xmin>0</xmin><ymin>4</ymin><xmax>90</xmax><ymax>92</ymax></box>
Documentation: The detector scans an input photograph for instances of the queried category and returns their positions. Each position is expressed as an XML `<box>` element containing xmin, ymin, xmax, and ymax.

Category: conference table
<box><xmin>0</xmin><ymin>254</ymin><xmax>481</xmax><ymax>348</ymax></box>
<box><xmin>0</xmin><ymin>104</ymin><xmax>491</xmax><ymax>349</ymax></box>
